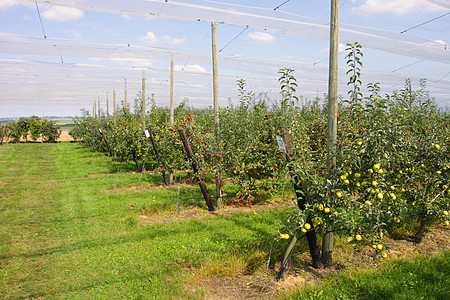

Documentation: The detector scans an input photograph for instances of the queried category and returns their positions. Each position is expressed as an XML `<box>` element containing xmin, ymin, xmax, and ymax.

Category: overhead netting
<box><xmin>1</xmin><ymin>0</ymin><xmax>449</xmax><ymax>115</ymax></box>
<box><xmin>427</xmin><ymin>0</ymin><xmax>450</xmax><ymax>9</ymax></box>
<box><xmin>26</xmin><ymin>0</ymin><xmax>449</xmax><ymax>63</ymax></box>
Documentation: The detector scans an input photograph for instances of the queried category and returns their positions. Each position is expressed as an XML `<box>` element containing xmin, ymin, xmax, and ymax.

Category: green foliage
<box><xmin>41</xmin><ymin>118</ymin><xmax>61</xmax><ymax>142</ymax></box>
<box><xmin>282</xmin><ymin>59</ymin><xmax>449</xmax><ymax>258</ymax></box>
<box><xmin>6</xmin><ymin>121</ymin><xmax>22</xmax><ymax>141</ymax></box>
<box><xmin>28</xmin><ymin>115</ymin><xmax>43</xmax><ymax>141</ymax></box>
<box><xmin>16</xmin><ymin>117</ymin><xmax>30</xmax><ymax>141</ymax></box>
<box><xmin>4</xmin><ymin>116</ymin><xmax>60</xmax><ymax>143</ymax></box>
<box><xmin>70</xmin><ymin>50</ymin><xmax>449</xmax><ymax>266</ymax></box>
<box><xmin>278</xmin><ymin>68</ymin><xmax>299</xmax><ymax>112</ymax></box>
<box><xmin>345</xmin><ymin>42</ymin><xmax>364</xmax><ymax>104</ymax></box>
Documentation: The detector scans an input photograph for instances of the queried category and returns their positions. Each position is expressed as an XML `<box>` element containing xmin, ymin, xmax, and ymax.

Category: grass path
<box><xmin>0</xmin><ymin>143</ymin><xmax>285</xmax><ymax>299</ymax></box>
<box><xmin>0</xmin><ymin>143</ymin><xmax>187</xmax><ymax>298</ymax></box>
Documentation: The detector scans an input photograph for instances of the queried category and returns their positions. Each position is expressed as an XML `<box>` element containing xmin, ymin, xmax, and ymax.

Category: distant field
<box><xmin>51</xmin><ymin>118</ymin><xmax>75</xmax><ymax>126</ymax></box>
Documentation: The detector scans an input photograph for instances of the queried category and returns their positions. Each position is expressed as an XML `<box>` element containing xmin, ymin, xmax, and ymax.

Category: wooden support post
<box><xmin>124</xmin><ymin>78</ymin><xmax>128</xmax><ymax>110</ymax></box>
<box><xmin>323</xmin><ymin>0</ymin><xmax>340</xmax><ymax>267</ymax></box>
<box><xmin>98</xmin><ymin>96</ymin><xmax>101</xmax><ymax>117</ymax></box>
<box><xmin>281</xmin><ymin>133</ymin><xmax>323</xmax><ymax>271</ymax></box>
<box><xmin>142</xmin><ymin>70</ymin><xmax>146</xmax><ymax>128</ymax></box>
<box><xmin>106</xmin><ymin>92</ymin><xmax>109</xmax><ymax>116</ymax></box>
<box><xmin>178</xmin><ymin>128</ymin><xmax>215</xmax><ymax>212</ymax></box>
<box><xmin>113</xmin><ymin>90</ymin><xmax>116</xmax><ymax>116</ymax></box>
<box><xmin>169</xmin><ymin>54</ymin><xmax>175</xmax><ymax>184</ymax></box>
<box><xmin>146</xmin><ymin>126</ymin><xmax>169</xmax><ymax>186</ymax></box>
<box><xmin>211</xmin><ymin>21</ymin><xmax>222</xmax><ymax>207</ymax></box>
<box><xmin>170</xmin><ymin>54</ymin><xmax>175</xmax><ymax>125</ymax></box>
<box><xmin>99</xmin><ymin>127</ymin><xmax>113</xmax><ymax>157</ymax></box>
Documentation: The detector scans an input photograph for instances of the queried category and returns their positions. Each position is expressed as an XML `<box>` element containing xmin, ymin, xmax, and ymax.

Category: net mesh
<box><xmin>1</xmin><ymin>0</ymin><xmax>449</xmax><ymax>115</ymax></box>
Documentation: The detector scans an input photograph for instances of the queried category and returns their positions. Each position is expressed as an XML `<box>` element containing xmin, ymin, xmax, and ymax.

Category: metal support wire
<box><xmin>219</xmin><ymin>25</ymin><xmax>249</xmax><ymax>52</ymax></box>
<box><xmin>35</xmin><ymin>1</ymin><xmax>47</xmax><ymax>38</ymax></box>
<box><xmin>265</xmin><ymin>182</ymin><xmax>291</xmax><ymax>278</ymax></box>
<box><xmin>274</xmin><ymin>0</ymin><xmax>291</xmax><ymax>11</ymax></box>
<box><xmin>392</xmin><ymin>59</ymin><xmax>425</xmax><ymax>72</ymax></box>
<box><xmin>401</xmin><ymin>12</ymin><xmax>450</xmax><ymax>34</ymax></box>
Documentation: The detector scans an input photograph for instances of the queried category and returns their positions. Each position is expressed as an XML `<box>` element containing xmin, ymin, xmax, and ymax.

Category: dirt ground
<box><xmin>58</xmin><ymin>127</ymin><xmax>74</xmax><ymax>142</ymax></box>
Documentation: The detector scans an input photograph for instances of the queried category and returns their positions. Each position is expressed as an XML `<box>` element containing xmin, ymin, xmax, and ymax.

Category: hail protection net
<box><xmin>1</xmin><ymin>0</ymin><xmax>449</xmax><ymax>115</ymax></box>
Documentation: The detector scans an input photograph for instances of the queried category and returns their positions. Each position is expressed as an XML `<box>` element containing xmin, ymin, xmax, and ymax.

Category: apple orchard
<box><xmin>61</xmin><ymin>43</ymin><xmax>449</xmax><ymax>269</ymax></box>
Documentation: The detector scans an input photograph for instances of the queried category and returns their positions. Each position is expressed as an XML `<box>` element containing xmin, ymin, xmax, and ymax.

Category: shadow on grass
<box><xmin>0</xmin><ymin>219</ymin><xmax>209</xmax><ymax>261</ymax></box>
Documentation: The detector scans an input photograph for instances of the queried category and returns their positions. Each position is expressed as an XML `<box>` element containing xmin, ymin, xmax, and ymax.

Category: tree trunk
<box><xmin>414</xmin><ymin>210</ymin><xmax>429</xmax><ymax>244</ymax></box>
<box><xmin>305</xmin><ymin>220</ymin><xmax>323</xmax><ymax>268</ymax></box>
<box><xmin>133</xmin><ymin>153</ymin><xmax>141</xmax><ymax>172</ymax></box>
<box><xmin>283</xmin><ymin>133</ymin><xmax>323</xmax><ymax>269</ymax></box>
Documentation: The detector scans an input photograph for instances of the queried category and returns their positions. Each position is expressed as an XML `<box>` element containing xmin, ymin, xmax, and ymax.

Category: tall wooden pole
<box><xmin>211</xmin><ymin>21</ymin><xmax>222</xmax><ymax>207</ymax></box>
<box><xmin>93</xmin><ymin>102</ymin><xmax>96</xmax><ymax>118</ymax></box>
<box><xmin>168</xmin><ymin>54</ymin><xmax>175</xmax><ymax>184</ymax></box>
<box><xmin>169</xmin><ymin>54</ymin><xmax>175</xmax><ymax>125</ymax></box>
<box><xmin>142</xmin><ymin>70</ymin><xmax>146</xmax><ymax>128</ymax></box>
<box><xmin>323</xmin><ymin>0</ymin><xmax>340</xmax><ymax>266</ymax></box>
<box><xmin>113</xmin><ymin>90</ymin><xmax>116</xmax><ymax>115</ymax></box>
<box><xmin>124</xmin><ymin>78</ymin><xmax>128</xmax><ymax>110</ymax></box>
<box><xmin>98</xmin><ymin>96</ymin><xmax>101</xmax><ymax>118</ymax></box>
<box><xmin>106</xmin><ymin>92</ymin><xmax>109</xmax><ymax>116</ymax></box>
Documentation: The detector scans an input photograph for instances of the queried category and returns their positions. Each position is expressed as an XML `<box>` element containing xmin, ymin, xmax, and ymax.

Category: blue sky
<box><xmin>0</xmin><ymin>0</ymin><xmax>449</xmax><ymax>117</ymax></box>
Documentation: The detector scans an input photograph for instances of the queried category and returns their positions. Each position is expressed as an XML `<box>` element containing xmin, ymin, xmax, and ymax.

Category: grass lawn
<box><xmin>0</xmin><ymin>142</ymin><xmax>448</xmax><ymax>299</ymax></box>
<box><xmin>0</xmin><ymin>143</ymin><xmax>292</xmax><ymax>299</ymax></box>
<box><xmin>281</xmin><ymin>251</ymin><xmax>450</xmax><ymax>300</ymax></box>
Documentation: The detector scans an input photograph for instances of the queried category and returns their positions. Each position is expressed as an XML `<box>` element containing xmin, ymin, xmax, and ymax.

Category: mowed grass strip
<box><xmin>280</xmin><ymin>250</ymin><xmax>450</xmax><ymax>300</ymax></box>
<box><xmin>0</xmin><ymin>143</ymin><xmax>288</xmax><ymax>299</ymax></box>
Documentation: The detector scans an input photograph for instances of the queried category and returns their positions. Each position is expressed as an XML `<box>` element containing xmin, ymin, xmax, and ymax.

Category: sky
<box><xmin>0</xmin><ymin>0</ymin><xmax>449</xmax><ymax>118</ymax></box>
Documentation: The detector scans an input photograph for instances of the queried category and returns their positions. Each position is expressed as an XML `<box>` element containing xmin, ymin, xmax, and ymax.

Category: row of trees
<box><xmin>70</xmin><ymin>43</ymin><xmax>449</xmax><ymax>270</ymax></box>
<box><xmin>1</xmin><ymin>116</ymin><xmax>61</xmax><ymax>143</ymax></box>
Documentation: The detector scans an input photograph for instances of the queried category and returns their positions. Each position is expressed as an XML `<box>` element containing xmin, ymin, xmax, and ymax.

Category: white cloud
<box><xmin>161</xmin><ymin>35</ymin><xmax>185</xmax><ymax>45</ymax></box>
<box><xmin>88</xmin><ymin>53</ymin><xmax>155</xmax><ymax>67</ymax></box>
<box><xmin>42</xmin><ymin>6</ymin><xmax>84</xmax><ymax>22</ymax></box>
<box><xmin>62</xmin><ymin>30</ymin><xmax>81</xmax><ymax>39</ymax></box>
<box><xmin>248</xmin><ymin>31</ymin><xmax>275</xmax><ymax>42</ymax></box>
<box><xmin>140</xmin><ymin>31</ymin><xmax>186</xmax><ymax>45</ymax></box>
<box><xmin>0</xmin><ymin>0</ymin><xmax>20</xmax><ymax>10</ymax></box>
<box><xmin>140</xmin><ymin>32</ymin><xmax>158</xmax><ymax>44</ymax></box>
<box><xmin>320</xmin><ymin>43</ymin><xmax>347</xmax><ymax>53</ymax></box>
<box><xmin>121</xmin><ymin>14</ymin><xmax>133</xmax><ymax>20</ymax></box>
<box><xmin>352</xmin><ymin>0</ymin><xmax>443</xmax><ymax>16</ymax></box>
<box><xmin>174</xmin><ymin>64</ymin><xmax>207</xmax><ymax>73</ymax></box>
